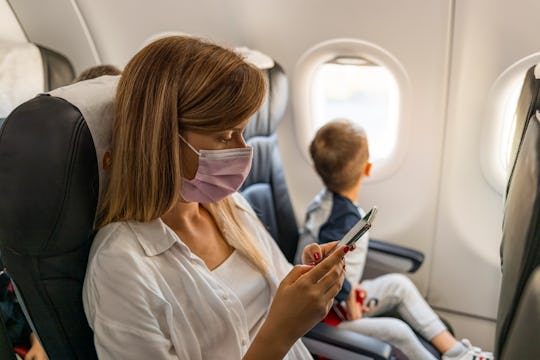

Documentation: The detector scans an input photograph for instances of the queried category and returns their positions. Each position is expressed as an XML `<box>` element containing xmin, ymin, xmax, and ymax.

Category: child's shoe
<box><xmin>442</xmin><ymin>339</ymin><xmax>494</xmax><ymax>360</ymax></box>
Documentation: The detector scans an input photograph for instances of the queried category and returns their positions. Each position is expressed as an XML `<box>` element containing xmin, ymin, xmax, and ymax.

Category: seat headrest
<box><xmin>236</xmin><ymin>47</ymin><xmax>275</xmax><ymax>70</ymax></box>
<box><xmin>49</xmin><ymin>75</ymin><xmax>119</xmax><ymax>190</ymax></box>
<box><xmin>0</xmin><ymin>41</ymin><xmax>44</xmax><ymax>118</ymax></box>
<box><xmin>534</xmin><ymin>63</ymin><xmax>540</xmax><ymax>79</ymax></box>
<box><xmin>0</xmin><ymin>76</ymin><xmax>117</xmax><ymax>256</ymax></box>
<box><xmin>239</xmin><ymin>48</ymin><xmax>288</xmax><ymax>140</ymax></box>
<box><xmin>36</xmin><ymin>44</ymin><xmax>76</xmax><ymax>91</ymax></box>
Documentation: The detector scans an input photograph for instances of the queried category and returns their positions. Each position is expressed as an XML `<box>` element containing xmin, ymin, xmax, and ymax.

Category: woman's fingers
<box><xmin>301</xmin><ymin>243</ymin><xmax>323</xmax><ymax>264</ymax></box>
<box><xmin>303</xmin><ymin>245</ymin><xmax>347</xmax><ymax>284</ymax></box>
<box><xmin>318</xmin><ymin>241</ymin><xmax>340</xmax><ymax>258</ymax></box>
<box><xmin>320</xmin><ymin>263</ymin><xmax>345</xmax><ymax>295</ymax></box>
<box><xmin>281</xmin><ymin>264</ymin><xmax>314</xmax><ymax>286</ymax></box>
<box><xmin>302</xmin><ymin>241</ymin><xmax>348</xmax><ymax>265</ymax></box>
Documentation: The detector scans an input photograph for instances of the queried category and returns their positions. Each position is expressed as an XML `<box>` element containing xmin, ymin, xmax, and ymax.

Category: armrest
<box><xmin>303</xmin><ymin>322</ymin><xmax>394</xmax><ymax>360</ymax></box>
<box><xmin>366</xmin><ymin>239</ymin><xmax>424</xmax><ymax>274</ymax></box>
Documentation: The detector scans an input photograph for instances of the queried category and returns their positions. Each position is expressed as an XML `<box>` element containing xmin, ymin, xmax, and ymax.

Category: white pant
<box><xmin>338</xmin><ymin>273</ymin><xmax>446</xmax><ymax>360</ymax></box>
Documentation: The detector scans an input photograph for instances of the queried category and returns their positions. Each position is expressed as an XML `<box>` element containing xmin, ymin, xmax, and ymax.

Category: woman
<box><xmin>82</xmin><ymin>35</ymin><xmax>347</xmax><ymax>360</ymax></box>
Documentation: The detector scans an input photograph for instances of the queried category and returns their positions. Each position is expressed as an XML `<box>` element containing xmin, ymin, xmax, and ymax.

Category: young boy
<box><xmin>295</xmin><ymin>119</ymin><xmax>493</xmax><ymax>360</ymax></box>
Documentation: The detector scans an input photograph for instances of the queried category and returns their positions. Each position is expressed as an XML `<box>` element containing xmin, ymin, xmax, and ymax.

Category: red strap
<box><xmin>14</xmin><ymin>345</ymin><xmax>29</xmax><ymax>357</ymax></box>
<box><xmin>321</xmin><ymin>307</ymin><xmax>342</xmax><ymax>327</ymax></box>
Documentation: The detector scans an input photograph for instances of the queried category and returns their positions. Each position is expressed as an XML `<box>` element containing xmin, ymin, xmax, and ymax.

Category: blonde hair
<box><xmin>310</xmin><ymin>119</ymin><xmax>369</xmax><ymax>193</ymax></box>
<box><xmin>98</xmin><ymin>36</ymin><xmax>268</xmax><ymax>272</ymax></box>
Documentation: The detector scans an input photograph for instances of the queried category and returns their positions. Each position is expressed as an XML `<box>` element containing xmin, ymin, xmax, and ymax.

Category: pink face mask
<box><xmin>178</xmin><ymin>134</ymin><xmax>253</xmax><ymax>203</ymax></box>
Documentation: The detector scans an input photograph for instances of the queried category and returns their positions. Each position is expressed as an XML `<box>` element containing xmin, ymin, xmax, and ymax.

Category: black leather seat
<box><xmin>240</xmin><ymin>60</ymin><xmax>298</xmax><ymax>262</ymax></box>
<box><xmin>0</xmin><ymin>74</ymin><xmax>118</xmax><ymax>359</ymax></box>
<box><xmin>495</xmin><ymin>64</ymin><xmax>540</xmax><ymax>360</ymax></box>
<box><xmin>0</xmin><ymin>93</ymin><xmax>100</xmax><ymax>359</ymax></box>
<box><xmin>0</xmin><ymin>43</ymin><xmax>76</xmax><ymax>359</ymax></box>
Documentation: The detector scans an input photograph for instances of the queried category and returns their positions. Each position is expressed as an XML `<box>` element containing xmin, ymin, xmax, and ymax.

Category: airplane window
<box><xmin>312</xmin><ymin>57</ymin><xmax>399</xmax><ymax>162</ymax></box>
<box><xmin>293</xmin><ymin>39</ymin><xmax>410</xmax><ymax>181</ymax></box>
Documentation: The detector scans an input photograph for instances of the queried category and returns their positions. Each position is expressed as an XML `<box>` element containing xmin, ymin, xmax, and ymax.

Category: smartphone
<box><xmin>336</xmin><ymin>206</ymin><xmax>377</xmax><ymax>249</ymax></box>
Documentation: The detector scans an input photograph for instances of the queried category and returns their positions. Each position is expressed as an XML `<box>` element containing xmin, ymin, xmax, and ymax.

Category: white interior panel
<box><xmin>0</xmin><ymin>0</ymin><xmax>26</xmax><ymax>42</ymax></box>
<box><xmin>7</xmin><ymin>0</ymin><xmax>100</xmax><ymax>74</ymax></box>
<box><xmin>429</xmin><ymin>0</ymin><xmax>540</xmax><ymax>349</ymax></box>
<box><xmin>436</xmin><ymin>309</ymin><xmax>497</xmax><ymax>352</ymax></box>
<box><xmin>9</xmin><ymin>0</ymin><xmax>245</xmax><ymax>74</ymax></box>
<box><xmin>74</xmin><ymin>0</ymin><xmax>243</xmax><ymax>68</ymax></box>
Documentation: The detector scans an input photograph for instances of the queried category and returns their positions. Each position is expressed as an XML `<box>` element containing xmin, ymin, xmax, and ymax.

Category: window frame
<box><xmin>292</xmin><ymin>38</ymin><xmax>410</xmax><ymax>182</ymax></box>
<box><xmin>480</xmin><ymin>53</ymin><xmax>540</xmax><ymax>194</ymax></box>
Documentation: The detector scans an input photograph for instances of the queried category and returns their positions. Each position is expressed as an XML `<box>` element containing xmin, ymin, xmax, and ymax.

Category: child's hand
<box><xmin>345</xmin><ymin>285</ymin><xmax>370</xmax><ymax>321</ymax></box>
<box><xmin>301</xmin><ymin>241</ymin><xmax>350</xmax><ymax>264</ymax></box>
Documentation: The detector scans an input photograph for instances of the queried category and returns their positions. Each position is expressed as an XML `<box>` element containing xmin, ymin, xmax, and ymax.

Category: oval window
<box><xmin>312</xmin><ymin>57</ymin><xmax>400</xmax><ymax>163</ymax></box>
<box><xmin>293</xmin><ymin>39</ymin><xmax>410</xmax><ymax>181</ymax></box>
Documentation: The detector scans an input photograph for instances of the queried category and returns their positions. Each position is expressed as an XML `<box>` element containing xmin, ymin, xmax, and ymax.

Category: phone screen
<box><xmin>336</xmin><ymin>206</ymin><xmax>377</xmax><ymax>248</ymax></box>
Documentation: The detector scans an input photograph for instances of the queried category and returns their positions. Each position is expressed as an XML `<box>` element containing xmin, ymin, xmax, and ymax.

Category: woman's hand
<box><xmin>244</xmin><ymin>245</ymin><xmax>348</xmax><ymax>360</ymax></box>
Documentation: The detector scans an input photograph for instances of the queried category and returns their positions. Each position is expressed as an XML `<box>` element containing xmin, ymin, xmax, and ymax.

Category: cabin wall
<box><xmin>430</xmin><ymin>0</ymin><xmax>540</xmax><ymax>347</ymax></box>
<box><xmin>0</xmin><ymin>0</ymin><xmax>26</xmax><ymax>42</ymax></box>
<box><xmin>7</xmin><ymin>0</ymin><xmax>100</xmax><ymax>73</ymax></box>
<box><xmin>241</xmin><ymin>0</ymin><xmax>453</xmax><ymax>297</ymax></box>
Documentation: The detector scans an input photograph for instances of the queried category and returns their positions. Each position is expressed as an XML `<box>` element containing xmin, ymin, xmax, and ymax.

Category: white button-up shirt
<box><xmin>83</xmin><ymin>193</ymin><xmax>312</xmax><ymax>359</ymax></box>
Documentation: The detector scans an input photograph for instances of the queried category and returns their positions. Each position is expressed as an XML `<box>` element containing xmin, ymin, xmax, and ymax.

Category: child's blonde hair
<box><xmin>309</xmin><ymin>119</ymin><xmax>369</xmax><ymax>193</ymax></box>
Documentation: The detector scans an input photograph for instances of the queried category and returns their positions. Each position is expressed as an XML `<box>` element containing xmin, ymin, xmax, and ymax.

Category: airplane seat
<box><xmin>495</xmin><ymin>64</ymin><xmax>540</xmax><ymax>359</ymax></box>
<box><xmin>238</xmin><ymin>49</ymin><xmax>299</xmax><ymax>262</ymax></box>
<box><xmin>36</xmin><ymin>44</ymin><xmax>76</xmax><ymax>91</ymax></box>
<box><xmin>0</xmin><ymin>41</ymin><xmax>75</xmax><ymax>119</ymax></box>
<box><xmin>0</xmin><ymin>75</ymin><xmax>117</xmax><ymax>359</ymax></box>
<box><xmin>0</xmin><ymin>42</ymin><xmax>77</xmax><ymax>359</ymax></box>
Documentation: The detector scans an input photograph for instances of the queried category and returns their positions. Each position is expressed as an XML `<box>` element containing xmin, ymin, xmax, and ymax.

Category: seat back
<box><xmin>496</xmin><ymin>64</ymin><xmax>540</xmax><ymax>359</ymax></box>
<box><xmin>239</xmin><ymin>54</ymin><xmax>299</xmax><ymax>262</ymax></box>
<box><xmin>0</xmin><ymin>76</ymin><xmax>117</xmax><ymax>359</ymax></box>
<box><xmin>36</xmin><ymin>44</ymin><xmax>76</xmax><ymax>91</ymax></box>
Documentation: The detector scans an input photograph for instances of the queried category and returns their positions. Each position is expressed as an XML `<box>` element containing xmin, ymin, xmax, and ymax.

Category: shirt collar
<box><xmin>126</xmin><ymin>193</ymin><xmax>251</xmax><ymax>257</ymax></box>
<box><xmin>127</xmin><ymin>218</ymin><xmax>179</xmax><ymax>256</ymax></box>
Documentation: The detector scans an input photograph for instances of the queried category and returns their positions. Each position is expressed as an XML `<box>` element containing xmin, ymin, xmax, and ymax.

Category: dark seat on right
<box><xmin>495</xmin><ymin>64</ymin><xmax>540</xmax><ymax>360</ymax></box>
